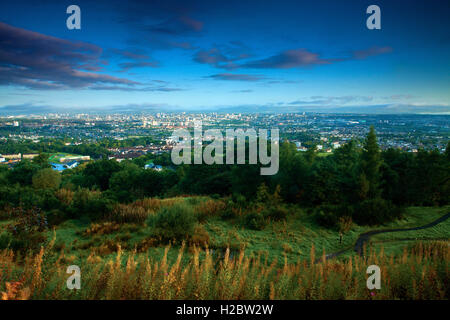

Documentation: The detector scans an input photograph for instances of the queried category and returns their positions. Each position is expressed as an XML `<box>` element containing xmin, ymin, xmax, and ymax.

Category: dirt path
<box><xmin>319</xmin><ymin>212</ymin><xmax>450</xmax><ymax>262</ymax></box>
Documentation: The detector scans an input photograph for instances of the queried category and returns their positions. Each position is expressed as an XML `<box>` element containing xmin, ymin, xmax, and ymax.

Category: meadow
<box><xmin>1</xmin><ymin>196</ymin><xmax>448</xmax><ymax>300</ymax></box>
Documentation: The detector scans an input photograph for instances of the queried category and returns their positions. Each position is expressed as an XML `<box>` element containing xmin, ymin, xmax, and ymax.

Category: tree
<box><xmin>8</xmin><ymin>160</ymin><xmax>40</xmax><ymax>186</ymax></box>
<box><xmin>446</xmin><ymin>141</ymin><xmax>450</xmax><ymax>161</ymax></box>
<box><xmin>109</xmin><ymin>162</ymin><xmax>144</xmax><ymax>202</ymax></box>
<box><xmin>82</xmin><ymin>159</ymin><xmax>121</xmax><ymax>190</ymax></box>
<box><xmin>360</xmin><ymin>126</ymin><xmax>382</xmax><ymax>199</ymax></box>
<box><xmin>32</xmin><ymin>168</ymin><xmax>61</xmax><ymax>189</ymax></box>
<box><xmin>33</xmin><ymin>153</ymin><xmax>51</xmax><ymax>169</ymax></box>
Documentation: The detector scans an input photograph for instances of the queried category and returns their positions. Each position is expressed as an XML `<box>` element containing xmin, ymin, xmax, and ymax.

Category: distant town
<box><xmin>0</xmin><ymin>112</ymin><xmax>448</xmax><ymax>170</ymax></box>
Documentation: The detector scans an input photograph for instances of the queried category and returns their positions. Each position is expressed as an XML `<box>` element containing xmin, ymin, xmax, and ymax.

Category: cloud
<box><xmin>289</xmin><ymin>96</ymin><xmax>374</xmax><ymax>105</ymax></box>
<box><xmin>242</xmin><ymin>49</ymin><xmax>332</xmax><ymax>69</ymax></box>
<box><xmin>352</xmin><ymin>46</ymin><xmax>392</xmax><ymax>59</ymax></box>
<box><xmin>115</xmin><ymin>0</ymin><xmax>203</xmax><ymax>36</ymax></box>
<box><xmin>194</xmin><ymin>48</ymin><xmax>239</xmax><ymax>70</ymax></box>
<box><xmin>386</xmin><ymin>94</ymin><xmax>414</xmax><ymax>100</ymax></box>
<box><xmin>118</xmin><ymin>61</ymin><xmax>159</xmax><ymax>72</ymax></box>
<box><xmin>193</xmin><ymin>42</ymin><xmax>252</xmax><ymax>70</ymax></box>
<box><xmin>204</xmin><ymin>46</ymin><xmax>392</xmax><ymax>70</ymax></box>
<box><xmin>148</xmin><ymin>14</ymin><xmax>203</xmax><ymax>35</ymax></box>
<box><xmin>169</xmin><ymin>41</ymin><xmax>197</xmax><ymax>50</ymax></box>
<box><xmin>109</xmin><ymin>48</ymin><xmax>159</xmax><ymax>71</ymax></box>
<box><xmin>208</xmin><ymin>73</ymin><xmax>265</xmax><ymax>81</ymax></box>
<box><xmin>90</xmin><ymin>85</ymin><xmax>183</xmax><ymax>92</ymax></box>
<box><xmin>0</xmin><ymin>22</ymin><xmax>138</xmax><ymax>89</ymax></box>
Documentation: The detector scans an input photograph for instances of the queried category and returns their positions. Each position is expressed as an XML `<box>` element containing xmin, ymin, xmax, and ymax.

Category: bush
<box><xmin>315</xmin><ymin>209</ymin><xmax>339</xmax><ymax>228</ymax></box>
<box><xmin>337</xmin><ymin>216</ymin><xmax>353</xmax><ymax>233</ymax></box>
<box><xmin>109</xmin><ymin>203</ymin><xmax>149</xmax><ymax>224</ymax></box>
<box><xmin>0</xmin><ymin>232</ymin><xmax>47</xmax><ymax>252</ymax></box>
<box><xmin>314</xmin><ymin>204</ymin><xmax>354</xmax><ymax>229</ymax></box>
<box><xmin>147</xmin><ymin>202</ymin><xmax>197</xmax><ymax>243</ymax></box>
<box><xmin>0</xmin><ymin>207</ymin><xmax>48</xmax><ymax>252</ymax></box>
<box><xmin>353</xmin><ymin>198</ymin><xmax>404</xmax><ymax>225</ymax></box>
<box><xmin>54</xmin><ymin>188</ymin><xmax>74</xmax><ymax>206</ymax></box>
<box><xmin>83</xmin><ymin>222</ymin><xmax>121</xmax><ymax>236</ymax></box>
<box><xmin>190</xmin><ymin>225</ymin><xmax>210</xmax><ymax>246</ymax></box>
<box><xmin>68</xmin><ymin>188</ymin><xmax>114</xmax><ymax>220</ymax></box>
<box><xmin>46</xmin><ymin>209</ymin><xmax>67</xmax><ymax>226</ymax></box>
<box><xmin>262</xmin><ymin>205</ymin><xmax>288</xmax><ymax>221</ymax></box>
<box><xmin>243</xmin><ymin>211</ymin><xmax>267</xmax><ymax>230</ymax></box>
<box><xmin>32</xmin><ymin>168</ymin><xmax>61</xmax><ymax>190</ymax></box>
<box><xmin>196</xmin><ymin>199</ymin><xmax>226</xmax><ymax>222</ymax></box>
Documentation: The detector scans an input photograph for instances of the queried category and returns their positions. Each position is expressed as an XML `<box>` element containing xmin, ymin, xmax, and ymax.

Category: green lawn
<box><xmin>48</xmin><ymin>152</ymin><xmax>82</xmax><ymax>163</ymax></box>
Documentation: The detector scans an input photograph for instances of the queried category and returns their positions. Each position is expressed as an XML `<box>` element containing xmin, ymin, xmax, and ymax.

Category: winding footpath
<box><xmin>321</xmin><ymin>212</ymin><xmax>450</xmax><ymax>261</ymax></box>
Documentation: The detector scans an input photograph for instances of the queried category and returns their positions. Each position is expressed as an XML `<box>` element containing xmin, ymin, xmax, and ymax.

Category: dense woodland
<box><xmin>1</xmin><ymin>128</ymin><xmax>449</xmax><ymax>230</ymax></box>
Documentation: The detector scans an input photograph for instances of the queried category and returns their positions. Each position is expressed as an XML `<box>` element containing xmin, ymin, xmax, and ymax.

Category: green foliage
<box><xmin>262</xmin><ymin>205</ymin><xmax>288</xmax><ymax>221</ymax></box>
<box><xmin>45</xmin><ymin>209</ymin><xmax>67</xmax><ymax>226</ymax></box>
<box><xmin>148</xmin><ymin>202</ymin><xmax>198</xmax><ymax>242</ymax></box>
<box><xmin>32</xmin><ymin>153</ymin><xmax>51</xmax><ymax>168</ymax></box>
<box><xmin>314</xmin><ymin>204</ymin><xmax>354</xmax><ymax>229</ymax></box>
<box><xmin>81</xmin><ymin>159</ymin><xmax>121</xmax><ymax>191</ymax></box>
<box><xmin>32</xmin><ymin>168</ymin><xmax>61</xmax><ymax>190</ymax></box>
<box><xmin>353</xmin><ymin>198</ymin><xmax>404</xmax><ymax>225</ymax></box>
<box><xmin>8</xmin><ymin>160</ymin><xmax>41</xmax><ymax>186</ymax></box>
<box><xmin>68</xmin><ymin>188</ymin><xmax>113</xmax><ymax>220</ymax></box>
<box><xmin>243</xmin><ymin>211</ymin><xmax>267</xmax><ymax>230</ymax></box>
<box><xmin>0</xmin><ymin>207</ymin><xmax>48</xmax><ymax>252</ymax></box>
<box><xmin>360</xmin><ymin>126</ymin><xmax>382</xmax><ymax>199</ymax></box>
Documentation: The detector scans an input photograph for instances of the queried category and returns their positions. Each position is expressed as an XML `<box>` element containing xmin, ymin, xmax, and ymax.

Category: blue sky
<box><xmin>0</xmin><ymin>0</ymin><xmax>449</xmax><ymax>113</ymax></box>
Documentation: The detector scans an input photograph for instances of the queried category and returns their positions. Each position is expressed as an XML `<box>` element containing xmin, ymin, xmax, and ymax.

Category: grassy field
<box><xmin>1</xmin><ymin>198</ymin><xmax>448</xmax><ymax>299</ymax></box>
<box><xmin>13</xmin><ymin>200</ymin><xmax>445</xmax><ymax>266</ymax></box>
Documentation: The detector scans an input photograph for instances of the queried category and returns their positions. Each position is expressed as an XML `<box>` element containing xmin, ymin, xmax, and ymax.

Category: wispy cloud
<box><xmin>196</xmin><ymin>46</ymin><xmax>393</xmax><ymax>71</ymax></box>
<box><xmin>352</xmin><ymin>46</ymin><xmax>392</xmax><ymax>59</ymax></box>
<box><xmin>90</xmin><ymin>85</ymin><xmax>182</xmax><ymax>92</ymax></box>
<box><xmin>242</xmin><ymin>49</ymin><xmax>332</xmax><ymax>69</ymax></box>
<box><xmin>207</xmin><ymin>73</ymin><xmax>265</xmax><ymax>81</ymax></box>
<box><xmin>289</xmin><ymin>95</ymin><xmax>374</xmax><ymax>105</ymax></box>
<box><xmin>193</xmin><ymin>42</ymin><xmax>251</xmax><ymax>70</ymax></box>
<box><xmin>0</xmin><ymin>22</ymin><xmax>138</xmax><ymax>89</ymax></box>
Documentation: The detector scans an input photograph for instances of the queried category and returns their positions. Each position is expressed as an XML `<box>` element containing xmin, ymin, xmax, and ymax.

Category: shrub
<box><xmin>243</xmin><ymin>211</ymin><xmax>267</xmax><ymax>230</ymax></box>
<box><xmin>190</xmin><ymin>225</ymin><xmax>210</xmax><ymax>246</ymax></box>
<box><xmin>46</xmin><ymin>209</ymin><xmax>67</xmax><ymax>226</ymax></box>
<box><xmin>353</xmin><ymin>198</ymin><xmax>404</xmax><ymax>225</ymax></box>
<box><xmin>0</xmin><ymin>207</ymin><xmax>48</xmax><ymax>252</ymax></box>
<box><xmin>0</xmin><ymin>232</ymin><xmax>47</xmax><ymax>252</ymax></box>
<box><xmin>220</xmin><ymin>200</ymin><xmax>240</xmax><ymax>220</ymax></box>
<box><xmin>196</xmin><ymin>199</ymin><xmax>226</xmax><ymax>222</ymax></box>
<box><xmin>109</xmin><ymin>203</ymin><xmax>149</xmax><ymax>224</ymax></box>
<box><xmin>231</xmin><ymin>193</ymin><xmax>247</xmax><ymax>208</ymax></box>
<box><xmin>54</xmin><ymin>188</ymin><xmax>74</xmax><ymax>206</ymax></box>
<box><xmin>32</xmin><ymin>168</ymin><xmax>61</xmax><ymax>190</ymax></box>
<box><xmin>314</xmin><ymin>204</ymin><xmax>354</xmax><ymax>229</ymax></box>
<box><xmin>315</xmin><ymin>209</ymin><xmax>339</xmax><ymax>228</ymax></box>
<box><xmin>337</xmin><ymin>216</ymin><xmax>353</xmax><ymax>233</ymax></box>
<box><xmin>69</xmin><ymin>188</ymin><xmax>113</xmax><ymax>220</ymax></box>
<box><xmin>83</xmin><ymin>222</ymin><xmax>121</xmax><ymax>236</ymax></box>
<box><xmin>148</xmin><ymin>202</ymin><xmax>197</xmax><ymax>243</ymax></box>
<box><xmin>262</xmin><ymin>205</ymin><xmax>288</xmax><ymax>221</ymax></box>
<box><xmin>133</xmin><ymin>198</ymin><xmax>161</xmax><ymax>212</ymax></box>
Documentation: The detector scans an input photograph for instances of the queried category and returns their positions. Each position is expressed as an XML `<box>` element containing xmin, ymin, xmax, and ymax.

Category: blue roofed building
<box><xmin>51</xmin><ymin>161</ymin><xmax>79</xmax><ymax>172</ymax></box>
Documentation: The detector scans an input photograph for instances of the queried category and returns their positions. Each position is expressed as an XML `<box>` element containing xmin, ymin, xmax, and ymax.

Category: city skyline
<box><xmin>0</xmin><ymin>0</ymin><xmax>449</xmax><ymax>114</ymax></box>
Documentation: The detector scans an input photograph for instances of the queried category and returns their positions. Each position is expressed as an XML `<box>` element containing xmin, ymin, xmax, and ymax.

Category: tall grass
<box><xmin>1</xmin><ymin>241</ymin><xmax>448</xmax><ymax>300</ymax></box>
